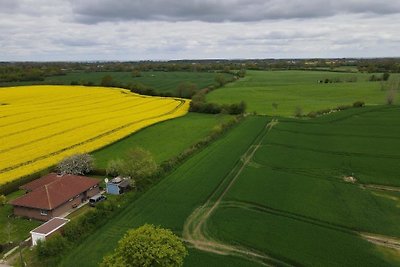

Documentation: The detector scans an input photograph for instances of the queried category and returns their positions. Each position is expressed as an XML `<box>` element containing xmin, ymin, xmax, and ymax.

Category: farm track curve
<box><xmin>182</xmin><ymin>118</ymin><xmax>294</xmax><ymax>266</ymax></box>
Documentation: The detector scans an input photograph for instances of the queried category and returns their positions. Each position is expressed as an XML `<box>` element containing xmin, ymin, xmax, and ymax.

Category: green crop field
<box><xmin>206</xmin><ymin>105</ymin><xmax>400</xmax><ymax>266</ymax></box>
<box><xmin>207</xmin><ymin>70</ymin><xmax>400</xmax><ymax>116</ymax></box>
<box><xmin>59</xmin><ymin>106</ymin><xmax>400</xmax><ymax>267</ymax></box>
<box><xmin>59</xmin><ymin>117</ymin><xmax>267</xmax><ymax>267</ymax></box>
<box><xmin>1</xmin><ymin>71</ymin><xmax>232</xmax><ymax>95</ymax></box>
<box><xmin>93</xmin><ymin>113</ymin><xmax>233</xmax><ymax>168</ymax></box>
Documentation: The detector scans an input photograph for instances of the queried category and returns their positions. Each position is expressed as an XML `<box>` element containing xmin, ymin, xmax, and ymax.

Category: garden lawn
<box><xmin>0</xmin><ymin>191</ymin><xmax>41</xmax><ymax>246</ymax></box>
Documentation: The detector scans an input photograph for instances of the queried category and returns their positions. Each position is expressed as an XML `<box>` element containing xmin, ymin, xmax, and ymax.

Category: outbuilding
<box><xmin>30</xmin><ymin>217</ymin><xmax>70</xmax><ymax>246</ymax></box>
<box><xmin>106</xmin><ymin>177</ymin><xmax>130</xmax><ymax>195</ymax></box>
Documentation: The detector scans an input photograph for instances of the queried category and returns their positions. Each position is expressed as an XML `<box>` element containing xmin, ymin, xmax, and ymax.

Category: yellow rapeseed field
<box><xmin>0</xmin><ymin>85</ymin><xmax>189</xmax><ymax>185</ymax></box>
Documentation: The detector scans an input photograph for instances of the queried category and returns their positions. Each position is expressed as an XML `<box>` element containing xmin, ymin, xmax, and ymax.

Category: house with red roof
<box><xmin>11</xmin><ymin>173</ymin><xmax>100</xmax><ymax>221</ymax></box>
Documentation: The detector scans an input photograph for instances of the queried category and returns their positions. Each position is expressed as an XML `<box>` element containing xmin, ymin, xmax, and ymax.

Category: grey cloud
<box><xmin>54</xmin><ymin>38</ymin><xmax>102</xmax><ymax>47</ymax></box>
<box><xmin>68</xmin><ymin>0</ymin><xmax>400</xmax><ymax>24</ymax></box>
<box><xmin>0</xmin><ymin>1</ymin><xmax>400</xmax><ymax>60</ymax></box>
<box><xmin>0</xmin><ymin>0</ymin><xmax>19</xmax><ymax>13</ymax></box>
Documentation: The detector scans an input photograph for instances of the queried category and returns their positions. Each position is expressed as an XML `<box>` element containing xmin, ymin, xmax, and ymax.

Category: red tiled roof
<box><xmin>11</xmin><ymin>173</ymin><xmax>100</xmax><ymax>210</ymax></box>
<box><xmin>31</xmin><ymin>217</ymin><xmax>70</xmax><ymax>235</ymax></box>
<box><xmin>20</xmin><ymin>173</ymin><xmax>60</xmax><ymax>191</ymax></box>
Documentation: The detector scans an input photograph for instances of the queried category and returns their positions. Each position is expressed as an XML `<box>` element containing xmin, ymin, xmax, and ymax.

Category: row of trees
<box><xmin>95</xmin><ymin>72</ymin><xmax>236</xmax><ymax>100</ymax></box>
<box><xmin>369</xmin><ymin>72</ymin><xmax>390</xmax><ymax>81</ymax></box>
<box><xmin>0</xmin><ymin>64</ymin><xmax>65</xmax><ymax>83</ymax></box>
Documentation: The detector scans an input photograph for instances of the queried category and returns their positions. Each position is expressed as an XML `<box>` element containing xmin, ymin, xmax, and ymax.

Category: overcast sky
<box><xmin>1</xmin><ymin>0</ymin><xmax>400</xmax><ymax>61</ymax></box>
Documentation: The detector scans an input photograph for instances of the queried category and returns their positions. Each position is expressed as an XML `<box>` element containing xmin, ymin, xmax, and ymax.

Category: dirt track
<box><xmin>182</xmin><ymin>119</ymin><xmax>292</xmax><ymax>266</ymax></box>
<box><xmin>183</xmin><ymin>118</ymin><xmax>400</xmax><ymax>264</ymax></box>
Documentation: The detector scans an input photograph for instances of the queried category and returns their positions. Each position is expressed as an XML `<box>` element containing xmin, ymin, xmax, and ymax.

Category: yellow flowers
<box><xmin>0</xmin><ymin>85</ymin><xmax>189</xmax><ymax>185</ymax></box>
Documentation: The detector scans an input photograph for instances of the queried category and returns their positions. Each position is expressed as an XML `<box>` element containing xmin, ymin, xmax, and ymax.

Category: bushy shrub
<box><xmin>35</xmin><ymin>234</ymin><xmax>70</xmax><ymax>260</ymax></box>
<box><xmin>307</xmin><ymin>111</ymin><xmax>317</xmax><ymax>118</ymax></box>
<box><xmin>353</xmin><ymin>101</ymin><xmax>365</xmax><ymax>108</ymax></box>
<box><xmin>0</xmin><ymin>194</ymin><xmax>6</xmax><ymax>205</ymax></box>
<box><xmin>294</xmin><ymin>106</ymin><xmax>303</xmax><ymax>117</ymax></box>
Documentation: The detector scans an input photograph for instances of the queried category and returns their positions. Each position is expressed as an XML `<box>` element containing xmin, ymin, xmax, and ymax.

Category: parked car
<box><xmin>89</xmin><ymin>194</ymin><xmax>106</xmax><ymax>206</ymax></box>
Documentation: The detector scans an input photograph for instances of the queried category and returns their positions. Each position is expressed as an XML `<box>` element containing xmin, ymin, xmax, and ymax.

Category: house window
<box><xmin>40</xmin><ymin>210</ymin><xmax>48</xmax><ymax>216</ymax></box>
<box><xmin>89</xmin><ymin>186</ymin><xmax>93</xmax><ymax>190</ymax></box>
<box><xmin>94</xmin><ymin>185</ymin><xmax>98</xmax><ymax>188</ymax></box>
<box><xmin>69</xmin><ymin>198</ymin><xmax>73</xmax><ymax>202</ymax></box>
<box><xmin>75</xmin><ymin>194</ymin><xmax>80</xmax><ymax>198</ymax></box>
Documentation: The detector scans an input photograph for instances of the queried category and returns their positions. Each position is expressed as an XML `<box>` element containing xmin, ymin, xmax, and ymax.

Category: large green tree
<box><xmin>106</xmin><ymin>147</ymin><xmax>158</xmax><ymax>188</ymax></box>
<box><xmin>101</xmin><ymin>224</ymin><xmax>187</xmax><ymax>267</ymax></box>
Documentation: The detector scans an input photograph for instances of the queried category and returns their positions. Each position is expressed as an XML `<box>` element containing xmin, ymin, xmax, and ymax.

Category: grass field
<box><xmin>59</xmin><ymin>117</ymin><xmax>266</xmax><ymax>267</ymax></box>
<box><xmin>207</xmin><ymin>70</ymin><xmax>400</xmax><ymax>116</ymax></box>
<box><xmin>0</xmin><ymin>71</ymin><xmax>232</xmax><ymax>95</ymax></box>
<box><xmin>93</xmin><ymin>113</ymin><xmax>233</xmax><ymax>168</ymax></box>
<box><xmin>0</xmin><ymin>85</ymin><xmax>188</xmax><ymax>185</ymax></box>
<box><xmin>59</xmin><ymin>106</ymin><xmax>400</xmax><ymax>266</ymax></box>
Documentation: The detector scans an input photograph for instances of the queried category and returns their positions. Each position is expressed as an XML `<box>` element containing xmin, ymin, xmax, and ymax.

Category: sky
<box><xmin>1</xmin><ymin>0</ymin><xmax>400</xmax><ymax>61</ymax></box>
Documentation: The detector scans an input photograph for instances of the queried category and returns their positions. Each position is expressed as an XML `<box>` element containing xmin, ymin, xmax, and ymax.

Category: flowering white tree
<box><xmin>57</xmin><ymin>153</ymin><xmax>94</xmax><ymax>175</ymax></box>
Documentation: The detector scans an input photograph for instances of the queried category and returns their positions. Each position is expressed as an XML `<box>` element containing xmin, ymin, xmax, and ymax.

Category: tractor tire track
<box><xmin>182</xmin><ymin>118</ymin><xmax>293</xmax><ymax>266</ymax></box>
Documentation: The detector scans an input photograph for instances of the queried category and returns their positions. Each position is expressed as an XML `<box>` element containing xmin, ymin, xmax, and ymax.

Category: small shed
<box><xmin>106</xmin><ymin>177</ymin><xmax>130</xmax><ymax>195</ymax></box>
<box><xmin>30</xmin><ymin>217</ymin><xmax>70</xmax><ymax>246</ymax></box>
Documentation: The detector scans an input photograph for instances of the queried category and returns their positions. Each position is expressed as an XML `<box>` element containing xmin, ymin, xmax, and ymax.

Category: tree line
<box><xmin>1</xmin><ymin>58</ymin><xmax>399</xmax><ymax>84</ymax></box>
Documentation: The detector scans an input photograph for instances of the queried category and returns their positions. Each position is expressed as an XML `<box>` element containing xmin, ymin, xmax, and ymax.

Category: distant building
<box><xmin>30</xmin><ymin>217</ymin><xmax>70</xmax><ymax>246</ymax></box>
<box><xmin>106</xmin><ymin>177</ymin><xmax>130</xmax><ymax>195</ymax></box>
<box><xmin>11</xmin><ymin>173</ymin><xmax>100</xmax><ymax>221</ymax></box>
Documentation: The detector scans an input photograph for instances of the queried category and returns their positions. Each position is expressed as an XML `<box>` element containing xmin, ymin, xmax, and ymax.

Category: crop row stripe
<box><xmin>0</xmin><ymin>99</ymin><xmax>186</xmax><ymax>174</ymax></box>
<box><xmin>0</xmin><ymin>100</ymin><xmax>178</xmax><ymax>156</ymax></box>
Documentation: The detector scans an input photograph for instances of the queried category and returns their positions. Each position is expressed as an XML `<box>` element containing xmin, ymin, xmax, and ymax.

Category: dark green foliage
<box><xmin>189</xmin><ymin>89</ymin><xmax>246</xmax><ymax>115</ymax></box>
<box><xmin>106</xmin><ymin>148</ymin><xmax>158</xmax><ymax>189</ymax></box>
<box><xmin>214</xmin><ymin>73</ymin><xmax>226</xmax><ymax>87</ymax></box>
<box><xmin>176</xmin><ymin>82</ymin><xmax>197</xmax><ymax>98</ymax></box>
<box><xmin>369</xmin><ymin>73</ymin><xmax>390</xmax><ymax>82</ymax></box>
<box><xmin>35</xmin><ymin>234</ymin><xmax>70</xmax><ymax>261</ymax></box>
<box><xmin>307</xmin><ymin>104</ymin><xmax>352</xmax><ymax>118</ymax></box>
<box><xmin>353</xmin><ymin>100</ymin><xmax>365</xmax><ymax>107</ymax></box>
<box><xmin>237</xmin><ymin>69</ymin><xmax>246</xmax><ymax>78</ymax></box>
<box><xmin>100</xmin><ymin>224</ymin><xmax>188</xmax><ymax>267</ymax></box>
<box><xmin>131</xmin><ymin>70</ymin><xmax>141</xmax><ymax>77</ymax></box>
<box><xmin>101</xmin><ymin>75</ymin><xmax>114</xmax><ymax>87</ymax></box>
<box><xmin>383</xmin><ymin>72</ymin><xmax>390</xmax><ymax>81</ymax></box>
<box><xmin>0</xmin><ymin>195</ymin><xmax>6</xmax><ymax>206</ymax></box>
